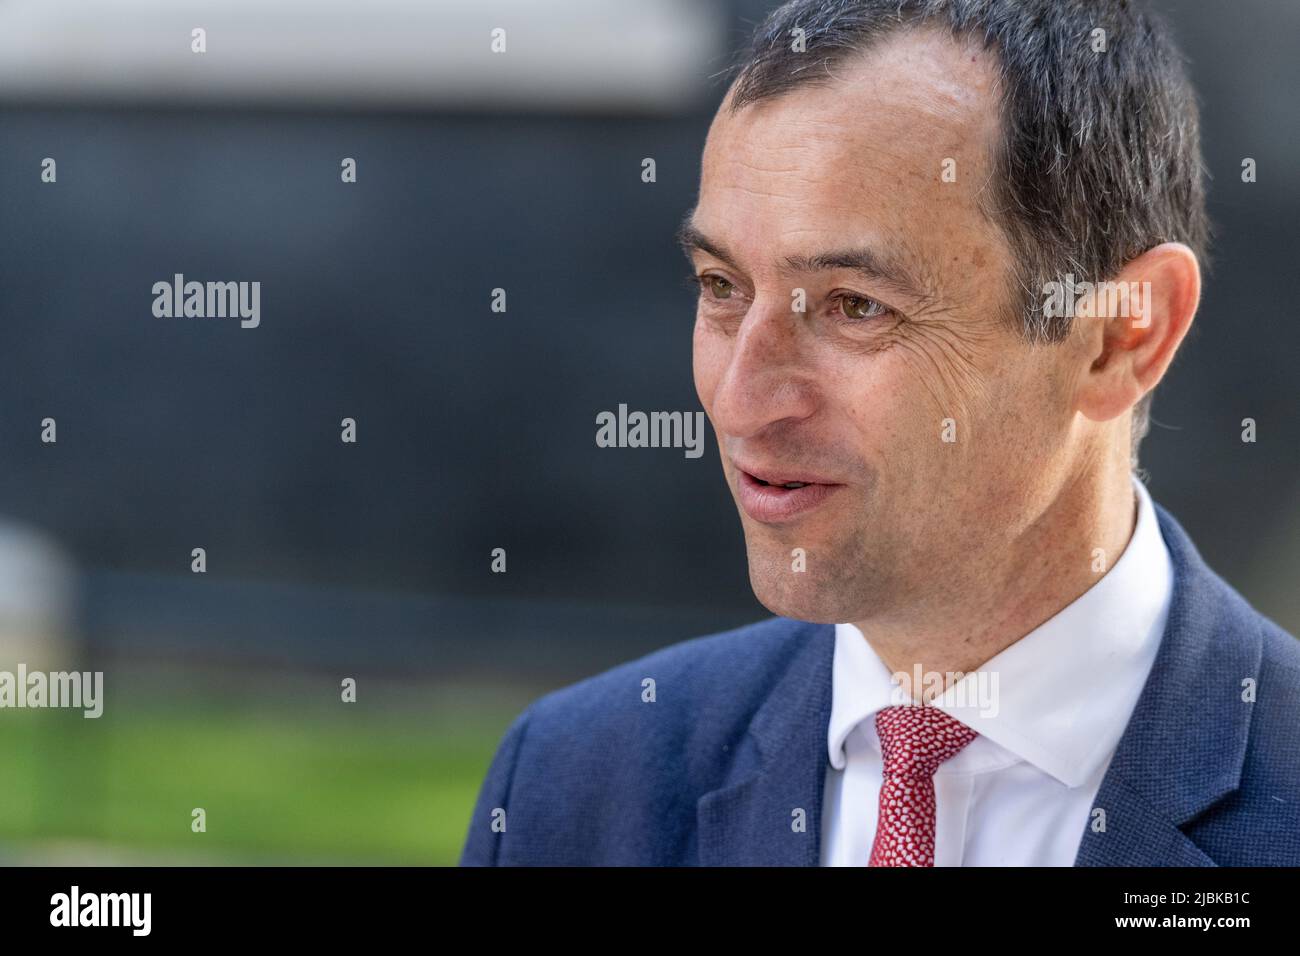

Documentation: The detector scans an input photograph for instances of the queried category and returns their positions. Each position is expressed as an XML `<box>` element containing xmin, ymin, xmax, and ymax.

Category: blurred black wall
<box><xmin>1</xmin><ymin>0</ymin><xmax>1296</xmax><ymax>682</ymax></box>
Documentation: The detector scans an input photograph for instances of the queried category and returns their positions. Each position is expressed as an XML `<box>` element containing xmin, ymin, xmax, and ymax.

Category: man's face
<box><xmin>688</xmin><ymin>29</ymin><xmax>1081</xmax><ymax>623</ymax></box>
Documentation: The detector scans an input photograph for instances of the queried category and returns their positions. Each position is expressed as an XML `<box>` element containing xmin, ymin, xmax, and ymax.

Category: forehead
<box><xmin>697</xmin><ymin>27</ymin><xmax>1006</xmax><ymax>280</ymax></box>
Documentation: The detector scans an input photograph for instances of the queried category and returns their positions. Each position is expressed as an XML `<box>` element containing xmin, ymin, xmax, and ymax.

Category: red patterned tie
<box><xmin>868</xmin><ymin>705</ymin><xmax>979</xmax><ymax>867</ymax></box>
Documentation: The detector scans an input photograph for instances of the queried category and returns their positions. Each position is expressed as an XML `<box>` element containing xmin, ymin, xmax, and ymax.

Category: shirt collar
<box><xmin>827</xmin><ymin>473</ymin><xmax>1174</xmax><ymax>787</ymax></box>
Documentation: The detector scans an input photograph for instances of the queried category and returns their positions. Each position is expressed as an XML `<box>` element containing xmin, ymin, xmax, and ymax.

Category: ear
<box><xmin>1074</xmin><ymin>242</ymin><xmax>1201</xmax><ymax>423</ymax></box>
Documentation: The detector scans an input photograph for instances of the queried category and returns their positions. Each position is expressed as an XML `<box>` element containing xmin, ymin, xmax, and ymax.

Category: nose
<box><xmin>708</xmin><ymin>295</ymin><xmax>818</xmax><ymax>440</ymax></box>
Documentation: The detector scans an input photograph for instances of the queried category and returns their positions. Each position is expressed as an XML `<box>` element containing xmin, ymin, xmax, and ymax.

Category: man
<box><xmin>460</xmin><ymin>0</ymin><xmax>1300</xmax><ymax>866</ymax></box>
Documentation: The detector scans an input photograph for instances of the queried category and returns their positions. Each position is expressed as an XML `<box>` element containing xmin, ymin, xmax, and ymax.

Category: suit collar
<box><xmin>1074</xmin><ymin>499</ymin><xmax>1261</xmax><ymax>865</ymax></box>
<box><xmin>697</xmin><ymin>498</ymin><xmax>1259</xmax><ymax>866</ymax></box>
<box><xmin>697</xmin><ymin>618</ymin><xmax>836</xmax><ymax>865</ymax></box>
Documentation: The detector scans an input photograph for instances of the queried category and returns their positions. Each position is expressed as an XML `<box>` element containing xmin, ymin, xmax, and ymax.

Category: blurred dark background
<box><xmin>0</xmin><ymin>0</ymin><xmax>1295</xmax><ymax>862</ymax></box>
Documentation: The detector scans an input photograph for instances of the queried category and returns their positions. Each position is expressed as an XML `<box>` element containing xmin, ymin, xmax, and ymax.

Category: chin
<box><xmin>747</xmin><ymin>564</ymin><xmax>845</xmax><ymax>625</ymax></box>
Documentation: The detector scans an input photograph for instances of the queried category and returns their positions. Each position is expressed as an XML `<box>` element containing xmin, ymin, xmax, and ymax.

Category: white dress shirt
<box><xmin>820</xmin><ymin>473</ymin><xmax>1174</xmax><ymax>866</ymax></box>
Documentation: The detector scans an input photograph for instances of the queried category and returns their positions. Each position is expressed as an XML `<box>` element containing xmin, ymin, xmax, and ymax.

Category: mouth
<box><xmin>734</xmin><ymin>463</ymin><xmax>843</xmax><ymax>524</ymax></box>
<box><xmin>752</xmin><ymin>477</ymin><xmax>812</xmax><ymax>489</ymax></box>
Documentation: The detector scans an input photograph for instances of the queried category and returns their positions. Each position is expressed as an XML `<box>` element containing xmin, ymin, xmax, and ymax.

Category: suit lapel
<box><xmin>697</xmin><ymin>620</ymin><xmax>836</xmax><ymax>865</ymax></box>
<box><xmin>1074</xmin><ymin>776</ymin><xmax>1217</xmax><ymax>866</ymax></box>
<box><xmin>1074</xmin><ymin>501</ymin><xmax>1261</xmax><ymax>866</ymax></box>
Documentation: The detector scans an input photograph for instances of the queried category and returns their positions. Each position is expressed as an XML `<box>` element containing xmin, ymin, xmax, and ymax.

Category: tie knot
<box><xmin>874</xmin><ymin>705</ymin><xmax>978</xmax><ymax>777</ymax></box>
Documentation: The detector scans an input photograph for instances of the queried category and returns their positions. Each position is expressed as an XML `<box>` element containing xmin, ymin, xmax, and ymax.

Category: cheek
<box><xmin>692</xmin><ymin>316</ymin><xmax>726</xmax><ymax>407</ymax></box>
<box><xmin>833</xmin><ymin>351</ymin><xmax>967</xmax><ymax>478</ymax></box>
<box><xmin>823</xmin><ymin>356</ymin><xmax>918</xmax><ymax>467</ymax></box>
<box><xmin>884</xmin><ymin>319</ymin><xmax>1008</xmax><ymax>436</ymax></box>
<box><xmin>836</xmin><ymin>351</ymin><xmax>920</xmax><ymax>430</ymax></box>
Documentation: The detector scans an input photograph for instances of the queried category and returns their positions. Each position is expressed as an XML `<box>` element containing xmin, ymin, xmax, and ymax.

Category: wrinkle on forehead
<box><xmin>696</xmin><ymin>25</ymin><xmax>1015</xmax><ymax>318</ymax></box>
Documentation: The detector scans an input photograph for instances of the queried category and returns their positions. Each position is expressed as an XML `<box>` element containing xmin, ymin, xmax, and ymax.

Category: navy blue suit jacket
<box><xmin>460</xmin><ymin>502</ymin><xmax>1300</xmax><ymax>865</ymax></box>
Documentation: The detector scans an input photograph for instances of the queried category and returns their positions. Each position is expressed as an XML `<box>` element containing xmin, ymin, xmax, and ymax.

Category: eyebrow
<box><xmin>676</xmin><ymin>211</ymin><xmax>735</xmax><ymax>266</ymax></box>
<box><xmin>675</xmin><ymin>207</ymin><xmax>936</xmax><ymax>306</ymax></box>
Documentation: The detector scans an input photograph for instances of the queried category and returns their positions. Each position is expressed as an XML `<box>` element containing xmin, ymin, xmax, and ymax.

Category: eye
<box><xmin>690</xmin><ymin>273</ymin><xmax>736</xmax><ymax>300</ymax></box>
<box><xmin>835</xmin><ymin>293</ymin><xmax>891</xmax><ymax>321</ymax></box>
<box><xmin>702</xmin><ymin>273</ymin><xmax>733</xmax><ymax>299</ymax></box>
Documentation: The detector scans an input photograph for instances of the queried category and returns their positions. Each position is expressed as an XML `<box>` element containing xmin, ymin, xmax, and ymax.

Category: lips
<box><xmin>733</xmin><ymin>461</ymin><xmax>843</xmax><ymax>524</ymax></box>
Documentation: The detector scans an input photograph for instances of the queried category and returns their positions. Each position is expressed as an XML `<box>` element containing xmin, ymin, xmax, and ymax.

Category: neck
<box><xmin>854</xmin><ymin>455</ymin><xmax>1139</xmax><ymax>703</ymax></box>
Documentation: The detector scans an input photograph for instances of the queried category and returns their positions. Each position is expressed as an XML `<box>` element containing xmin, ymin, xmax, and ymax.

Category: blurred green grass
<box><xmin>0</xmin><ymin>673</ymin><xmax>530</xmax><ymax>864</ymax></box>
